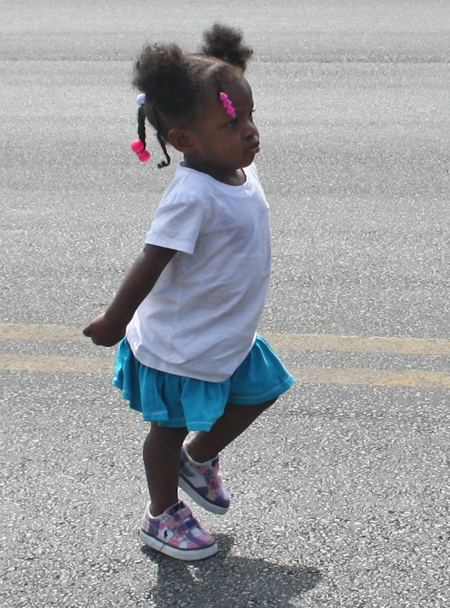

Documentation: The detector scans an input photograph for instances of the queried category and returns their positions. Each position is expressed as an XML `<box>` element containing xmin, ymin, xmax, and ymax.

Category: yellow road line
<box><xmin>0</xmin><ymin>354</ymin><xmax>113</xmax><ymax>374</ymax></box>
<box><xmin>1</xmin><ymin>354</ymin><xmax>450</xmax><ymax>388</ymax></box>
<box><xmin>0</xmin><ymin>324</ymin><xmax>85</xmax><ymax>342</ymax></box>
<box><xmin>1</xmin><ymin>323</ymin><xmax>450</xmax><ymax>388</ymax></box>
<box><xmin>265</xmin><ymin>332</ymin><xmax>450</xmax><ymax>356</ymax></box>
<box><xmin>290</xmin><ymin>366</ymin><xmax>450</xmax><ymax>389</ymax></box>
<box><xmin>2</xmin><ymin>323</ymin><xmax>450</xmax><ymax>356</ymax></box>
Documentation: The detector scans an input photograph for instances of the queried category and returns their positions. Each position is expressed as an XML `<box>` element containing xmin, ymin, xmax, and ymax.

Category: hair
<box><xmin>132</xmin><ymin>24</ymin><xmax>253</xmax><ymax>168</ymax></box>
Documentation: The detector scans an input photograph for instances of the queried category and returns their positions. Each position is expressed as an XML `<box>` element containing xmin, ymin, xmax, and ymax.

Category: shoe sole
<box><xmin>178</xmin><ymin>475</ymin><xmax>229</xmax><ymax>515</ymax></box>
<box><xmin>139</xmin><ymin>529</ymin><xmax>218</xmax><ymax>561</ymax></box>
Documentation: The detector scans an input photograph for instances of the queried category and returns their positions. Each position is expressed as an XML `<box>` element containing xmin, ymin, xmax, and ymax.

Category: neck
<box><xmin>182</xmin><ymin>159</ymin><xmax>246</xmax><ymax>186</ymax></box>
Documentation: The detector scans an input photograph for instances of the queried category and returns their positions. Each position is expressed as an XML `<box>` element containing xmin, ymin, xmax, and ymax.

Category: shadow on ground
<box><xmin>142</xmin><ymin>535</ymin><xmax>321</xmax><ymax>607</ymax></box>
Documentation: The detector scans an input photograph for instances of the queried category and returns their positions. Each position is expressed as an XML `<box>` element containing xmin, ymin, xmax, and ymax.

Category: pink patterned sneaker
<box><xmin>179</xmin><ymin>445</ymin><xmax>230</xmax><ymax>515</ymax></box>
<box><xmin>139</xmin><ymin>501</ymin><xmax>218</xmax><ymax>561</ymax></box>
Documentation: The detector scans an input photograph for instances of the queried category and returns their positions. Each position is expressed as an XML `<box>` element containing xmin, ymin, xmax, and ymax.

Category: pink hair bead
<box><xmin>131</xmin><ymin>139</ymin><xmax>144</xmax><ymax>153</ymax></box>
<box><xmin>138</xmin><ymin>149</ymin><xmax>151</xmax><ymax>162</ymax></box>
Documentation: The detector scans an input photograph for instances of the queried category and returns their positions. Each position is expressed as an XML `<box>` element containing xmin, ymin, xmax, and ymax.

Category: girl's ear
<box><xmin>167</xmin><ymin>128</ymin><xmax>196</xmax><ymax>153</ymax></box>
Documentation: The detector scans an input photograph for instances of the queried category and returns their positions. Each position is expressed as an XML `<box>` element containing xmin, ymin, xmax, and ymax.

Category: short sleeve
<box><xmin>146</xmin><ymin>190</ymin><xmax>206</xmax><ymax>254</ymax></box>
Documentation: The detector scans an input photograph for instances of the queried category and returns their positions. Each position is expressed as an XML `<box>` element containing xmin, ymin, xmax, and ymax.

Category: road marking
<box><xmin>1</xmin><ymin>354</ymin><xmax>449</xmax><ymax>388</ymax></box>
<box><xmin>290</xmin><ymin>366</ymin><xmax>450</xmax><ymax>389</ymax></box>
<box><xmin>265</xmin><ymin>332</ymin><xmax>450</xmax><ymax>356</ymax></box>
<box><xmin>0</xmin><ymin>324</ymin><xmax>85</xmax><ymax>342</ymax></box>
<box><xmin>0</xmin><ymin>354</ymin><xmax>112</xmax><ymax>374</ymax></box>
<box><xmin>2</xmin><ymin>323</ymin><xmax>450</xmax><ymax>356</ymax></box>
<box><xmin>1</xmin><ymin>323</ymin><xmax>450</xmax><ymax>388</ymax></box>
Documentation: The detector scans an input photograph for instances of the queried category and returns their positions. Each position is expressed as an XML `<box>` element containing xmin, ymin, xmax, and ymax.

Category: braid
<box><xmin>156</xmin><ymin>132</ymin><xmax>171</xmax><ymax>168</ymax></box>
<box><xmin>152</xmin><ymin>108</ymin><xmax>171</xmax><ymax>168</ymax></box>
<box><xmin>137</xmin><ymin>105</ymin><xmax>146</xmax><ymax>146</ymax></box>
<box><xmin>132</xmin><ymin>24</ymin><xmax>253</xmax><ymax>168</ymax></box>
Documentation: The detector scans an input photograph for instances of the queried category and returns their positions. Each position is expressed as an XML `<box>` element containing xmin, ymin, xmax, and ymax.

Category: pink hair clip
<box><xmin>219</xmin><ymin>92</ymin><xmax>236</xmax><ymax>118</ymax></box>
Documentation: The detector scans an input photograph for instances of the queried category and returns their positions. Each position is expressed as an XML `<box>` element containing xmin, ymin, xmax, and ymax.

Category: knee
<box><xmin>144</xmin><ymin>423</ymin><xmax>188</xmax><ymax>456</ymax></box>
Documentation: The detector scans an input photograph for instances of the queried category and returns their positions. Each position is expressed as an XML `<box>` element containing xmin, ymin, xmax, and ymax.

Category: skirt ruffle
<box><xmin>113</xmin><ymin>336</ymin><xmax>295</xmax><ymax>432</ymax></box>
<box><xmin>113</xmin><ymin>339</ymin><xmax>230</xmax><ymax>431</ymax></box>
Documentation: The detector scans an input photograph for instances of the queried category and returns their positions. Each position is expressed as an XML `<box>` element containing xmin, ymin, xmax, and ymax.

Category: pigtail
<box><xmin>133</xmin><ymin>44</ymin><xmax>201</xmax><ymax>167</ymax></box>
<box><xmin>153</xmin><ymin>110</ymin><xmax>172</xmax><ymax>168</ymax></box>
<box><xmin>201</xmin><ymin>24</ymin><xmax>253</xmax><ymax>71</ymax></box>
<box><xmin>133</xmin><ymin>44</ymin><xmax>204</xmax><ymax>126</ymax></box>
<box><xmin>137</xmin><ymin>104</ymin><xmax>146</xmax><ymax>146</ymax></box>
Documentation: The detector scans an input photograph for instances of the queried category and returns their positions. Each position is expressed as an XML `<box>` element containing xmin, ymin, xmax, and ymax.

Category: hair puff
<box><xmin>201</xmin><ymin>23</ymin><xmax>253</xmax><ymax>71</ymax></box>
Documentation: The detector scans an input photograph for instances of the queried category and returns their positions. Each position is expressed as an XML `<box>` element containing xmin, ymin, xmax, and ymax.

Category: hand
<box><xmin>83</xmin><ymin>245</ymin><xmax>176</xmax><ymax>348</ymax></box>
<box><xmin>83</xmin><ymin>313</ymin><xmax>126</xmax><ymax>347</ymax></box>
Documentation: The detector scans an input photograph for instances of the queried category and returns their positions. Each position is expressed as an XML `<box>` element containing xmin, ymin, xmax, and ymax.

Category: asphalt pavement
<box><xmin>1</xmin><ymin>1</ymin><xmax>450</xmax><ymax>607</ymax></box>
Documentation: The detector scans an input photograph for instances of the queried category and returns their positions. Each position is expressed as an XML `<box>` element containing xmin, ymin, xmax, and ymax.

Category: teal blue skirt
<box><xmin>113</xmin><ymin>335</ymin><xmax>295</xmax><ymax>431</ymax></box>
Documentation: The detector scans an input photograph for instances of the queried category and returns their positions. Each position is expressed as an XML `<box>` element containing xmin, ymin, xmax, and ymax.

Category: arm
<box><xmin>83</xmin><ymin>243</ymin><xmax>176</xmax><ymax>347</ymax></box>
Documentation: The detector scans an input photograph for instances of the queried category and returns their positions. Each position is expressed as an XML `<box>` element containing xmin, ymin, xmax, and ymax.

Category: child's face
<box><xmin>185</xmin><ymin>76</ymin><xmax>259</xmax><ymax>184</ymax></box>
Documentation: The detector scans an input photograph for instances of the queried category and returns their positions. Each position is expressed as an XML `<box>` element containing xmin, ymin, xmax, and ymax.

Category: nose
<box><xmin>243</xmin><ymin>118</ymin><xmax>258</xmax><ymax>139</ymax></box>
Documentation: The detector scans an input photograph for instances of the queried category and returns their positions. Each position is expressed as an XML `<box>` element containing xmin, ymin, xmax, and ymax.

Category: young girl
<box><xmin>84</xmin><ymin>24</ymin><xmax>295</xmax><ymax>561</ymax></box>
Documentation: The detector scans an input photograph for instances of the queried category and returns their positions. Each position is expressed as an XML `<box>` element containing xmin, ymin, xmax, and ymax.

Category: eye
<box><xmin>249</xmin><ymin>108</ymin><xmax>256</xmax><ymax>120</ymax></box>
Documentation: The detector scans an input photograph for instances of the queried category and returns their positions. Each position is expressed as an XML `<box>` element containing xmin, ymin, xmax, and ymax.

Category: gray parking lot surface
<box><xmin>1</xmin><ymin>1</ymin><xmax>450</xmax><ymax>606</ymax></box>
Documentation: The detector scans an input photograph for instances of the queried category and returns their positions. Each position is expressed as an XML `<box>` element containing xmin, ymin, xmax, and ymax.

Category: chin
<box><xmin>242</xmin><ymin>155</ymin><xmax>256</xmax><ymax>168</ymax></box>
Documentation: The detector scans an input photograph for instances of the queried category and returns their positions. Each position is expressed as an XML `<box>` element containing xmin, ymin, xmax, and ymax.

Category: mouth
<box><xmin>248</xmin><ymin>141</ymin><xmax>260</xmax><ymax>154</ymax></box>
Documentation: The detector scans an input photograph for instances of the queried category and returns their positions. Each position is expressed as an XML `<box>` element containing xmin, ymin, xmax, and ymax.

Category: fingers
<box><xmin>83</xmin><ymin>324</ymin><xmax>99</xmax><ymax>344</ymax></box>
<box><xmin>83</xmin><ymin>326</ymin><xmax>98</xmax><ymax>344</ymax></box>
<box><xmin>82</xmin><ymin>314</ymin><xmax>122</xmax><ymax>347</ymax></box>
<box><xmin>84</xmin><ymin>329</ymin><xmax>99</xmax><ymax>346</ymax></box>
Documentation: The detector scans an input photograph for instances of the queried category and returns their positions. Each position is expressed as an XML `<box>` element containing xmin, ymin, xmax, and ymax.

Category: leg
<box><xmin>187</xmin><ymin>398</ymin><xmax>277</xmax><ymax>463</ymax></box>
<box><xmin>141</xmin><ymin>422</ymin><xmax>218</xmax><ymax>560</ymax></box>
<box><xmin>143</xmin><ymin>422</ymin><xmax>188</xmax><ymax>516</ymax></box>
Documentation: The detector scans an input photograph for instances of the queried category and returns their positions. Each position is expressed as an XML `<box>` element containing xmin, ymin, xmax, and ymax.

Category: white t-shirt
<box><xmin>125</xmin><ymin>163</ymin><xmax>271</xmax><ymax>382</ymax></box>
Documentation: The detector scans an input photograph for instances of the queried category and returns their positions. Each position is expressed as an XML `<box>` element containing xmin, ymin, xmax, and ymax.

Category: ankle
<box><xmin>150</xmin><ymin>499</ymin><xmax>180</xmax><ymax>517</ymax></box>
<box><xmin>185</xmin><ymin>443</ymin><xmax>217</xmax><ymax>465</ymax></box>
